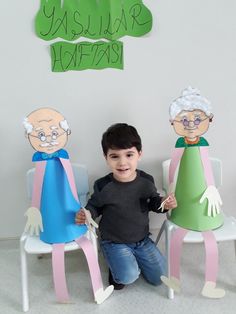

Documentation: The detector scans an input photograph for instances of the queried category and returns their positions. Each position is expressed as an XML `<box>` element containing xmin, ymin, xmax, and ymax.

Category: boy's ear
<box><xmin>138</xmin><ymin>150</ymin><xmax>143</xmax><ymax>159</ymax></box>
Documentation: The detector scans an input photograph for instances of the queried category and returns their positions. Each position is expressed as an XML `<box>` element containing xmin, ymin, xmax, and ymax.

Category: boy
<box><xmin>76</xmin><ymin>123</ymin><xmax>176</xmax><ymax>290</ymax></box>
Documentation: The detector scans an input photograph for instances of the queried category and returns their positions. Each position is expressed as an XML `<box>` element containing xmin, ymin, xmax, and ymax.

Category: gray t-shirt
<box><xmin>86</xmin><ymin>170</ymin><xmax>165</xmax><ymax>243</ymax></box>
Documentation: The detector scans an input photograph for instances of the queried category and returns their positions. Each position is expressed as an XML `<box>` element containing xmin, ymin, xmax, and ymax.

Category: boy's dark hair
<box><xmin>101</xmin><ymin>123</ymin><xmax>142</xmax><ymax>156</ymax></box>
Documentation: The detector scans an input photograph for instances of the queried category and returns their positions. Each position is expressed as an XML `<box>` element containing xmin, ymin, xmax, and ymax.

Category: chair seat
<box><xmin>24</xmin><ymin>235</ymin><xmax>85</xmax><ymax>254</ymax></box>
<box><xmin>168</xmin><ymin>216</ymin><xmax>236</xmax><ymax>243</ymax></box>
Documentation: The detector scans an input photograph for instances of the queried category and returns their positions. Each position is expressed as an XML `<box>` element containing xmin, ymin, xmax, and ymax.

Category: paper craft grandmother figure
<box><xmin>161</xmin><ymin>87</ymin><xmax>225</xmax><ymax>298</ymax></box>
<box><xmin>23</xmin><ymin>108</ymin><xmax>113</xmax><ymax>304</ymax></box>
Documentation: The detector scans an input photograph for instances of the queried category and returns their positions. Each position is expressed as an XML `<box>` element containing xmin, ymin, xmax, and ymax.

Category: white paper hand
<box><xmin>24</xmin><ymin>207</ymin><xmax>43</xmax><ymax>236</ymax></box>
<box><xmin>83</xmin><ymin>208</ymin><xmax>98</xmax><ymax>238</ymax></box>
<box><xmin>199</xmin><ymin>185</ymin><xmax>223</xmax><ymax>217</ymax></box>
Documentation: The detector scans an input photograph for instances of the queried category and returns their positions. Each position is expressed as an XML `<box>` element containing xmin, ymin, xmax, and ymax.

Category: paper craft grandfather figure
<box><xmin>161</xmin><ymin>87</ymin><xmax>225</xmax><ymax>298</ymax></box>
<box><xmin>23</xmin><ymin>108</ymin><xmax>113</xmax><ymax>304</ymax></box>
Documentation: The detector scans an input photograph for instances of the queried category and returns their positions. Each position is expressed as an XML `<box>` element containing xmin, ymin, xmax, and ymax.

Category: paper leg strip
<box><xmin>170</xmin><ymin>228</ymin><xmax>188</xmax><ymax>279</ymax></box>
<box><xmin>75</xmin><ymin>236</ymin><xmax>114</xmax><ymax>304</ymax></box>
<box><xmin>201</xmin><ymin>231</ymin><xmax>225</xmax><ymax>298</ymax></box>
<box><xmin>202</xmin><ymin>231</ymin><xmax>218</xmax><ymax>283</ymax></box>
<box><xmin>161</xmin><ymin>276</ymin><xmax>181</xmax><ymax>293</ymax></box>
<box><xmin>52</xmin><ymin>243</ymin><xmax>70</xmax><ymax>303</ymax></box>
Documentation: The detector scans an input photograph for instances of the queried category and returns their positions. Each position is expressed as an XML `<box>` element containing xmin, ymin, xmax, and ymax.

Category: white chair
<box><xmin>20</xmin><ymin>164</ymin><xmax>97</xmax><ymax>312</ymax></box>
<box><xmin>155</xmin><ymin>158</ymin><xmax>236</xmax><ymax>299</ymax></box>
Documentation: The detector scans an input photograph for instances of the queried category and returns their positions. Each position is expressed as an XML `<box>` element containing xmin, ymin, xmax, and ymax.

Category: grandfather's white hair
<box><xmin>22</xmin><ymin>117</ymin><xmax>70</xmax><ymax>134</ymax></box>
<box><xmin>169</xmin><ymin>86</ymin><xmax>213</xmax><ymax>120</ymax></box>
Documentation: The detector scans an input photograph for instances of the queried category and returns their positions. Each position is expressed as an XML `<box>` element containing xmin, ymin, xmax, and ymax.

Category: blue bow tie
<box><xmin>41</xmin><ymin>151</ymin><xmax>59</xmax><ymax>160</ymax></box>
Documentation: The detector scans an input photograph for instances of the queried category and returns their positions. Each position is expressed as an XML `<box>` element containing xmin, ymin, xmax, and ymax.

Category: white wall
<box><xmin>1</xmin><ymin>0</ymin><xmax>236</xmax><ymax>238</ymax></box>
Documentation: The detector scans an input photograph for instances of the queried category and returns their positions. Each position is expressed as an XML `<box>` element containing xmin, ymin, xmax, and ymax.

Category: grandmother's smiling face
<box><xmin>172</xmin><ymin>109</ymin><xmax>211</xmax><ymax>141</ymax></box>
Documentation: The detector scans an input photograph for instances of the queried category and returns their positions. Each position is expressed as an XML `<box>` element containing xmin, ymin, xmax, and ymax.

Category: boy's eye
<box><xmin>110</xmin><ymin>155</ymin><xmax>118</xmax><ymax>159</ymax></box>
<box><xmin>126</xmin><ymin>154</ymin><xmax>134</xmax><ymax>158</ymax></box>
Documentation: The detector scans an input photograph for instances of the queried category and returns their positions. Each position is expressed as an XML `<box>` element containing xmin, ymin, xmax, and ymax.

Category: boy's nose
<box><xmin>118</xmin><ymin>157</ymin><xmax>126</xmax><ymax>165</ymax></box>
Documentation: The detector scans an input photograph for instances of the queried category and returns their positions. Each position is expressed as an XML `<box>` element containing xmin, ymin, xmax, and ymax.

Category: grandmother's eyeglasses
<box><xmin>173</xmin><ymin>116</ymin><xmax>209</xmax><ymax>127</ymax></box>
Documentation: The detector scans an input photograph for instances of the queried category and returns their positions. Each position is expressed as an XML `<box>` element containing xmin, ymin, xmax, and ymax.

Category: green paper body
<box><xmin>170</xmin><ymin>146</ymin><xmax>224</xmax><ymax>231</ymax></box>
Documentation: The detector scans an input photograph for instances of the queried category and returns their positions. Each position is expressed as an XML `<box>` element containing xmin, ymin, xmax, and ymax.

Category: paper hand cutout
<box><xmin>199</xmin><ymin>185</ymin><xmax>222</xmax><ymax>217</ymax></box>
<box><xmin>24</xmin><ymin>207</ymin><xmax>43</xmax><ymax>235</ymax></box>
<box><xmin>83</xmin><ymin>208</ymin><xmax>98</xmax><ymax>238</ymax></box>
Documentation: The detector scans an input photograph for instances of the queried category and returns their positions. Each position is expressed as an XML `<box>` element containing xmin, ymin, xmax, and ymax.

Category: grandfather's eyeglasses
<box><xmin>29</xmin><ymin>130</ymin><xmax>66</xmax><ymax>142</ymax></box>
<box><xmin>173</xmin><ymin>116</ymin><xmax>209</xmax><ymax>127</ymax></box>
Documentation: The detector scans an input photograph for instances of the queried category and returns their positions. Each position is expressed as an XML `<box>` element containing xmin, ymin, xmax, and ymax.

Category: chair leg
<box><xmin>234</xmin><ymin>240</ymin><xmax>236</xmax><ymax>260</ymax></box>
<box><xmin>165</xmin><ymin>224</ymin><xmax>174</xmax><ymax>299</ymax></box>
<box><xmin>155</xmin><ymin>220</ymin><xmax>166</xmax><ymax>245</ymax></box>
<box><xmin>20</xmin><ymin>238</ymin><xmax>29</xmax><ymax>312</ymax></box>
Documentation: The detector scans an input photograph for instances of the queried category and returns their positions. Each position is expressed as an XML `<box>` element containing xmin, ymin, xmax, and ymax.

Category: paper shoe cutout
<box><xmin>95</xmin><ymin>286</ymin><xmax>114</xmax><ymax>304</ymax></box>
<box><xmin>201</xmin><ymin>281</ymin><xmax>225</xmax><ymax>299</ymax></box>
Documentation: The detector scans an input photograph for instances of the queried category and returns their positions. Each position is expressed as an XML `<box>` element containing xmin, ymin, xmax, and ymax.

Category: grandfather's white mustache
<box><xmin>40</xmin><ymin>141</ymin><xmax>59</xmax><ymax>147</ymax></box>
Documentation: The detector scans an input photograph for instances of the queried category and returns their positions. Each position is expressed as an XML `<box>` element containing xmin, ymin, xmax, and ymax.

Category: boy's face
<box><xmin>172</xmin><ymin>109</ymin><xmax>211</xmax><ymax>140</ymax></box>
<box><xmin>105</xmin><ymin>147</ymin><xmax>142</xmax><ymax>182</ymax></box>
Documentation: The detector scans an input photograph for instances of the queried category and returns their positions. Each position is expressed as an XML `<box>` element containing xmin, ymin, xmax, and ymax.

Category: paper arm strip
<box><xmin>31</xmin><ymin>161</ymin><xmax>46</xmax><ymax>208</ymax></box>
<box><xmin>200</xmin><ymin>147</ymin><xmax>215</xmax><ymax>186</ymax></box>
<box><xmin>60</xmin><ymin>158</ymin><xmax>79</xmax><ymax>202</ymax></box>
<box><xmin>169</xmin><ymin>148</ymin><xmax>184</xmax><ymax>184</ymax></box>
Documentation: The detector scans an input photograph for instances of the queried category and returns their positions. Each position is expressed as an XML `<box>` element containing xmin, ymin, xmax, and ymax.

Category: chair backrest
<box><xmin>162</xmin><ymin>157</ymin><xmax>222</xmax><ymax>194</ymax></box>
<box><xmin>26</xmin><ymin>163</ymin><xmax>89</xmax><ymax>207</ymax></box>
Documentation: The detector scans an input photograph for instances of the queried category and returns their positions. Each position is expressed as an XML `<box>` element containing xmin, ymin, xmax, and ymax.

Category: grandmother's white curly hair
<box><xmin>169</xmin><ymin>86</ymin><xmax>213</xmax><ymax>121</ymax></box>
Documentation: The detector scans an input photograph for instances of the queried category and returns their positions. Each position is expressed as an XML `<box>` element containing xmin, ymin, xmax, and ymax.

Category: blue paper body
<box><xmin>39</xmin><ymin>158</ymin><xmax>87</xmax><ymax>244</ymax></box>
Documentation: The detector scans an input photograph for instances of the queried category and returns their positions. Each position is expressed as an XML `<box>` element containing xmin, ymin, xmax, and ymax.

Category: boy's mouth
<box><xmin>117</xmin><ymin>168</ymin><xmax>129</xmax><ymax>173</ymax></box>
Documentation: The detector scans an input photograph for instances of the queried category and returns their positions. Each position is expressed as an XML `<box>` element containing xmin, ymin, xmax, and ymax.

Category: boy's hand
<box><xmin>75</xmin><ymin>209</ymin><xmax>86</xmax><ymax>225</ymax></box>
<box><xmin>83</xmin><ymin>208</ymin><xmax>98</xmax><ymax>229</ymax></box>
<box><xmin>158</xmin><ymin>194</ymin><xmax>177</xmax><ymax>212</ymax></box>
<box><xmin>75</xmin><ymin>208</ymin><xmax>98</xmax><ymax>239</ymax></box>
<box><xmin>75</xmin><ymin>208</ymin><xmax>98</xmax><ymax>229</ymax></box>
<box><xmin>164</xmin><ymin>194</ymin><xmax>177</xmax><ymax>210</ymax></box>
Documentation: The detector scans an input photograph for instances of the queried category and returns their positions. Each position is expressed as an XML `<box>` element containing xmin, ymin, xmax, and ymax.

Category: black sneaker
<box><xmin>108</xmin><ymin>270</ymin><xmax>125</xmax><ymax>290</ymax></box>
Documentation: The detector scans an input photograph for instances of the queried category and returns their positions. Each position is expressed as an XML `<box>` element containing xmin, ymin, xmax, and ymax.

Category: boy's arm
<box><xmin>85</xmin><ymin>182</ymin><xmax>104</xmax><ymax>219</ymax></box>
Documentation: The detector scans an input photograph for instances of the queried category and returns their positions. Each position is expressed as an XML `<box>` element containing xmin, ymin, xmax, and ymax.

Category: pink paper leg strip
<box><xmin>52</xmin><ymin>243</ymin><xmax>69</xmax><ymax>302</ymax></box>
<box><xmin>75</xmin><ymin>236</ymin><xmax>103</xmax><ymax>295</ymax></box>
<box><xmin>170</xmin><ymin>228</ymin><xmax>188</xmax><ymax>279</ymax></box>
<box><xmin>202</xmin><ymin>231</ymin><xmax>218</xmax><ymax>283</ymax></box>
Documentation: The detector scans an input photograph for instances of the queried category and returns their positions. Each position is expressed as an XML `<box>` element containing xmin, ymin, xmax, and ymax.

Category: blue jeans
<box><xmin>100</xmin><ymin>236</ymin><xmax>166</xmax><ymax>286</ymax></box>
